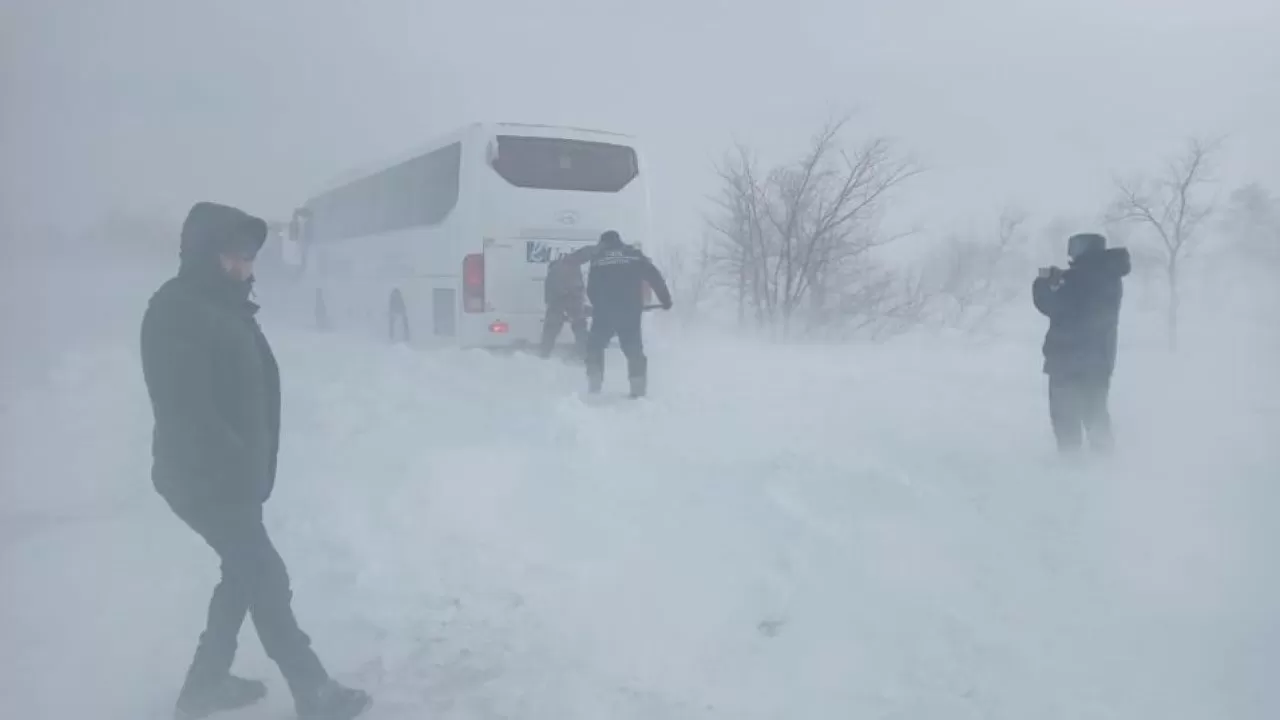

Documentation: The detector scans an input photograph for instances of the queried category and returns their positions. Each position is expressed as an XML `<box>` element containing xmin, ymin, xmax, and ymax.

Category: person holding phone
<box><xmin>1032</xmin><ymin>232</ymin><xmax>1132</xmax><ymax>454</ymax></box>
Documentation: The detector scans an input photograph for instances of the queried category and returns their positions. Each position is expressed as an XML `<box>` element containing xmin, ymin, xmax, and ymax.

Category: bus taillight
<box><xmin>463</xmin><ymin>253</ymin><xmax>485</xmax><ymax>313</ymax></box>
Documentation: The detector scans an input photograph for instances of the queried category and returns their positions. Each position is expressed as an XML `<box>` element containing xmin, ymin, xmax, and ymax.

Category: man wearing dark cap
<box><xmin>1033</xmin><ymin>232</ymin><xmax>1132</xmax><ymax>454</ymax></box>
<box><xmin>140</xmin><ymin>202</ymin><xmax>370</xmax><ymax>720</ymax></box>
<box><xmin>584</xmin><ymin>230</ymin><xmax>672</xmax><ymax>397</ymax></box>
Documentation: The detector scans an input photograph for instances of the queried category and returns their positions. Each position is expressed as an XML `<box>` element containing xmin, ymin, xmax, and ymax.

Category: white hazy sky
<box><xmin>3</xmin><ymin>0</ymin><xmax>1277</xmax><ymax>244</ymax></box>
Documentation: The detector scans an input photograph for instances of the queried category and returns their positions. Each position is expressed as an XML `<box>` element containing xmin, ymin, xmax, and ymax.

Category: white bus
<box><xmin>286</xmin><ymin>122</ymin><xmax>653</xmax><ymax>348</ymax></box>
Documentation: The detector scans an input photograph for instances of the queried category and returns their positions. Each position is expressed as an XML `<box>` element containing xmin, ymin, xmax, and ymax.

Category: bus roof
<box><xmin>303</xmin><ymin>122</ymin><xmax>638</xmax><ymax>203</ymax></box>
<box><xmin>491</xmin><ymin>122</ymin><xmax>635</xmax><ymax>139</ymax></box>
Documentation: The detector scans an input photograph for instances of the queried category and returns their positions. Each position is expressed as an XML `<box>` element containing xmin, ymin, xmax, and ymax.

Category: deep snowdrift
<box><xmin>2</xmin><ymin>271</ymin><xmax>1277</xmax><ymax>719</ymax></box>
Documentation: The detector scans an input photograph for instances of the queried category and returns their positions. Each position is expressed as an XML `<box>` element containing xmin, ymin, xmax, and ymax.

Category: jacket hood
<box><xmin>1071</xmin><ymin>246</ymin><xmax>1131</xmax><ymax>278</ymax></box>
<box><xmin>1102</xmin><ymin>247</ymin><xmax>1131</xmax><ymax>277</ymax></box>
<box><xmin>179</xmin><ymin>202</ymin><xmax>268</xmax><ymax>269</ymax></box>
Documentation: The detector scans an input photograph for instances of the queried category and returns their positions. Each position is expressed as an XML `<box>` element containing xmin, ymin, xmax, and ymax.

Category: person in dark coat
<box><xmin>538</xmin><ymin>245</ymin><xmax>596</xmax><ymax>359</ymax></box>
<box><xmin>584</xmin><ymin>230</ymin><xmax>672</xmax><ymax>397</ymax></box>
<box><xmin>1032</xmin><ymin>232</ymin><xmax>1131</xmax><ymax>454</ymax></box>
<box><xmin>140</xmin><ymin>202</ymin><xmax>371</xmax><ymax>720</ymax></box>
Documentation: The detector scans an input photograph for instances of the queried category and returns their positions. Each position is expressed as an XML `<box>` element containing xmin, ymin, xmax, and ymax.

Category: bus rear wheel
<box><xmin>388</xmin><ymin>290</ymin><xmax>410</xmax><ymax>344</ymax></box>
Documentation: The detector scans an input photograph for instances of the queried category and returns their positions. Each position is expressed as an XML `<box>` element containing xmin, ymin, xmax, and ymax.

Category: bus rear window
<box><xmin>489</xmin><ymin>136</ymin><xmax>638</xmax><ymax>192</ymax></box>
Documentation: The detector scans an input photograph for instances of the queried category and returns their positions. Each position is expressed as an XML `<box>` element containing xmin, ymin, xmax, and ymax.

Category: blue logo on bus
<box><xmin>526</xmin><ymin>241</ymin><xmax>575</xmax><ymax>264</ymax></box>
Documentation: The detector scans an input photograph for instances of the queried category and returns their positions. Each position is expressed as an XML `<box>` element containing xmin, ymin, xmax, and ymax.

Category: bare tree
<box><xmin>706</xmin><ymin>115</ymin><xmax>921</xmax><ymax>338</ymax></box>
<box><xmin>840</xmin><ymin>262</ymin><xmax>935</xmax><ymax>340</ymax></box>
<box><xmin>1107</xmin><ymin>137</ymin><xmax>1220</xmax><ymax>350</ymax></box>
<box><xmin>925</xmin><ymin>206</ymin><xmax>1030</xmax><ymax>333</ymax></box>
<box><xmin>654</xmin><ymin>233</ymin><xmax>716</xmax><ymax>326</ymax></box>
<box><xmin>706</xmin><ymin>143</ymin><xmax>769</xmax><ymax>328</ymax></box>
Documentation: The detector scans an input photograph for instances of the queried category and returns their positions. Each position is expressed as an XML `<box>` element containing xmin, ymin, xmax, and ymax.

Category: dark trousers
<box><xmin>585</xmin><ymin>312</ymin><xmax>646</xmax><ymax>387</ymax></box>
<box><xmin>539</xmin><ymin>296</ymin><xmax>588</xmax><ymax>358</ymax></box>
<box><xmin>1048</xmin><ymin>374</ymin><xmax>1114</xmax><ymax>453</ymax></box>
<box><xmin>170</xmin><ymin>501</ymin><xmax>329</xmax><ymax>699</ymax></box>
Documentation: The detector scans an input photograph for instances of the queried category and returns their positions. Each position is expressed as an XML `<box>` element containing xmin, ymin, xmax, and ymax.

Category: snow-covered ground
<box><xmin>2</xmin><ymin>261</ymin><xmax>1278</xmax><ymax>719</ymax></box>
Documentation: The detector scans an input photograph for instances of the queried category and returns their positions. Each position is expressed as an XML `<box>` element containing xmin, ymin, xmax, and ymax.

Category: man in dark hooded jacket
<box><xmin>140</xmin><ymin>202</ymin><xmax>370</xmax><ymax>720</ymax></box>
<box><xmin>538</xmin><ymin>245</ymin><xmax>596</xmax><ymax>359</ymax></box>
<box><xmin>584</xmin><ymin>230</ymin><xmax>672</xmax><ymax>397</ymax></box>
<box><xmin>1032</xmin><ymin>232</ymin><xmax>1131</xmax><ymax>454</ymax></box>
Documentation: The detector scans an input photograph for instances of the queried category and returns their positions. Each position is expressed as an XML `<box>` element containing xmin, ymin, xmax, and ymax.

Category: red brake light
<box><xmin>463</xmin><ymin>253</ymin><xmax>484</xmax><ymax>313</ymax></box>
<box><xmin>489</xmin><ymin>320</ymin><xmax>509</xmax><ymax>334</ymax></box>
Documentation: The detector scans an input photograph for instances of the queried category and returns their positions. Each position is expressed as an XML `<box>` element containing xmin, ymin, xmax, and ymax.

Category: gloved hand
<box><xmin>1037</xmin><ymin>267</ymin><xmax>1065</xmax><ymax>290</ymax></box>
<box><xmin>662</xmin><ymin>300</ymin><xmax>673</xmax><ymax>311</ymax></box>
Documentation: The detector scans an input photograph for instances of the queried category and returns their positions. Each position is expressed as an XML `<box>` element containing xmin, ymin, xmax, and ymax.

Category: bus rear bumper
<box><xmin>460</xmin><ymin>313</ymin><xmax>559</xmax><ymax>350</ymax></box>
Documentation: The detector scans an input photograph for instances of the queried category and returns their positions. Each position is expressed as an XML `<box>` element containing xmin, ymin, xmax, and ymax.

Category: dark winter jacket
<box><xmin>544</xmin><ymin>246</ymin><xmax>595</xmax><ymax>305</ymax></box>
<box><xmin>586</xmin><ymin>243</ymin><xmax>672</xmax><ymax>318</ymax></box>
<box><xmin>140</xmin><ymin>202</ymin><xmax>280</xmax><ymax>511</ymax></box>
<box><xmin>1032</xmin><ymin>246</ymin><xmax>1131</xmax><ymax>379</ymax></box>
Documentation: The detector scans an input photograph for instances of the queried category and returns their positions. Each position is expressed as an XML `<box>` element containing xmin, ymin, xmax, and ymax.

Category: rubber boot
<box><xmin>629</xmin><ymin>375</ymin><xmax>647</xmax><ymax>399</ymax></box>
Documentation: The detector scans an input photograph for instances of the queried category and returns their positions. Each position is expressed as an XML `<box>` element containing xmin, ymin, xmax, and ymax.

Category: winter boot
<box><xmin>295</xmin><ymin>679</ymin><xmax>372</xmax><ymax>720</ymax></box>
<box><xmin>628</xmin><ymin>375</ymin><xmax>647</xmax><ymax>398</ymax></box>
<box><xmin>174</xmin><ymin>675</ymin><xmax>267</xmax><ymax>720</ymax></box>
<box><xmin>587</xmin><ymin>368</ymin><xmax>604</xmax><ymax>394</ymax></box>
